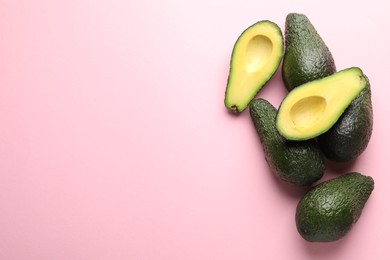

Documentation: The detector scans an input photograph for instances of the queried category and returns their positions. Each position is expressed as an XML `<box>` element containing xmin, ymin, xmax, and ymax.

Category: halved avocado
<box><xmin>276</xmin><ymin>67</ymin><xmax>367</xmax><ymax>141</ymax></box>
<box><xmin>224</xmin><ymin>21</ymin><xmax>284</xmax><ymax>113</ymax></box>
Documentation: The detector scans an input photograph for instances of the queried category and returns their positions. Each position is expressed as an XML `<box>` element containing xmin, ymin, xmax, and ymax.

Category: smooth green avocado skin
<box><xmin>317</xmin><ymin>76</ymin><xmax>373</xmax><ymax>162</ymax></box>
<box><xmin>282</xmin><ymin>13</ymin><xmax>336</xmax><ymax>91</ymax></box>
<box><xmin>296</xmin><ymin>172</ymin><xmax>374</xmax><ymax>242</ymax></box>
<box><xmin>249</xmin><ymin>99</ymin><xmax>324</xmax><ymax>186</ymax></box>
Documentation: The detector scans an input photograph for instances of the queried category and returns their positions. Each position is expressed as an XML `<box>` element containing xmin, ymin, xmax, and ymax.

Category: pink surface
<box><xmin>0</xmin><ymin>0</ymin><xmax>389</xmax><ymax>259</ymax></box>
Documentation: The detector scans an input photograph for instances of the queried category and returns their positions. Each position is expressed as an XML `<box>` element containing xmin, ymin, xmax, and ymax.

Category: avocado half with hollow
<box><xmin>276</xmin><ymin>67</ymin><xmax>367</xmax><ymax>141</ymax></box>
<box><xmin>224</xmin><ymin>21</ymin><xmax>284</xmax><ymax>112</ymax></box>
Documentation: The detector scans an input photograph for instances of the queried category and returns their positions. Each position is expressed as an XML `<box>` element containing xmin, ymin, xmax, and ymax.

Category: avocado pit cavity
<box><xmin>290</xmin><ymin>96</ymin><xmax>326</xmax><ymax>128</ymax></box>
<box><xmin>245</xmin><ymin>35</ymin><xmax>273</xmax><ymax>72</ymax></box>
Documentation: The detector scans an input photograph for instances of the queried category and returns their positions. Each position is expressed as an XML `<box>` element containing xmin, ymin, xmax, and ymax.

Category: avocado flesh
<box><xmin>249</xmin><ymin>99</ymin><xmax>324</xmax><ymax>186</ymax></box>
<box><xmin>282</xmin><ymin>13</ymin><xmax>336</xmax><ymax>91</ymax></box>
<box><xmin>225</xmin><ymin>21</ymin><xmax>284</xmax><ymax>112</ymax></box>
<box><xmin>296</xmin><ymin>172</ymin><xmax>374</xmax><ymax>242</ymax></box>
<box><xmin>317</xmin><ymin>75</ymin><xmax>373</xmax><ymax>162</ymax></box>
<box><xmin>276</xmin><ymin>67</ymin><xmax>366</xmax><ymax>141</ymax></box>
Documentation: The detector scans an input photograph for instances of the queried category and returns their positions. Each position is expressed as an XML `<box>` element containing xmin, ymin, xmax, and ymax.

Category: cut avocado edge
<box><xmin>224</xmin><ymin>20</ymin><xmax>284</xmax><ymax>113</ymax></box>
<box><xmin>276</xmin><ymin>67</ymin><xmax>366</xmax><ymax>141</ymax></box>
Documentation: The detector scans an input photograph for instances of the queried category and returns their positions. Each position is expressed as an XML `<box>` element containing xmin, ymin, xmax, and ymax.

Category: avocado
<box><xmin>249</xmin><ymin>99</ymin><xmax>324</xmax><ymax>186</ymax></box>
<box><xmin>225</xmin><ymin>21</ymin><xmax>284</xmax><ymax>112</ymax></box>
<box><xmin>317</xmin><ymin>75</ymin><xmax>373</xmax><ymax>162</ymax></box>
<box><xmin>276</xmin><ymin>67</ymin><xmax>367</xmax><ymax>141</ymax></box>
<box><xmin>296</xmin><ymin>172</ymin><xmax>374</xmax><ymax>242</ymax></box>
<box><xmin>282</xmin><ymin>13</ymin><xmax>336</xmax><ymax>91</ymax></box>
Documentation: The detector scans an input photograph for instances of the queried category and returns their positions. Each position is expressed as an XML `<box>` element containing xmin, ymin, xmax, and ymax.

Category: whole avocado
<box><xmin>317</xmin><ymin>75</ymin><xmax>373</xmax><ymax>162</ymax></box>
<box><xmin>249</xmin><ymin>98</ymin><xmax>324</xmax><ymax>186</ymax></box>
<box><xmin>282</xmin><ymin>13</ymin><xmax>336</xmax><ymax>91</ymax></box>
<box><xmin>296</xmin><ymin>172</ymin><xmax>374</xmax><ymax>242</ymax></box>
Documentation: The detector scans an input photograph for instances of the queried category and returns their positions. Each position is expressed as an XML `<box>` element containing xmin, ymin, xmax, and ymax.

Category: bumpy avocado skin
<box><xmin>317</xmin><ymin>76</ymin><xmax>373</xmax><ymax>162</ymax></box>
<box><xmin>249</xmin><ymin>99</ymin><xmax>324</xmax><ymax>186</ymax></box>
<box><xmin>282</xmin><ymin>13</ymin><xmax>336</xmax><ymax>91</ymax></box>
<box><xmin>296</xmin><ymin>172</ymin><xmax>374</xmax><ymax>242</ymax></box>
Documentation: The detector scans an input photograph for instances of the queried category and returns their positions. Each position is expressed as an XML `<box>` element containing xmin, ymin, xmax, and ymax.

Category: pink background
<box><xmin>0</xmin><ymin>0</ymin><xmax>389</xmax><ymax>259</ymax></box>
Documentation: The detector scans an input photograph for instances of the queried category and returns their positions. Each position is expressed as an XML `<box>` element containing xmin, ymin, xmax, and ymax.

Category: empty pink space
<box><xmin>0</xmin><ymin>0</ymin><xmax>389</xmax><ymax>259</ymax></box>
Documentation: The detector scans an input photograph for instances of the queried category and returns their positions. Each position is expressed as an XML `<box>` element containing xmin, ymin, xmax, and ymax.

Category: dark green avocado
<box><xmin>249</xmin><ymin>98</ymin><xmax>324</xmax><ymax>186</ymax></box>
<box><xmin>282</xmin><ymin>13</ymin><xmax>336</xmax><ymax>91</ymax></box>
<box><xmin>317</xmin><ymin>75</ymin><xmax>373</xmax><ymax>162</ymax></box>
<box><xmin>296</xmin><ymin>172</ymin><xmax>374</xmax><ymax>242</ymax></box>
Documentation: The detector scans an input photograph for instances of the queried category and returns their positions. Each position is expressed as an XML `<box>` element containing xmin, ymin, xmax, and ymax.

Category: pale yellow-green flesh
<box><xmin>225</xmin><ymin>21</ymin><xmax>283</xmax><ymax>112</ymax></box>
<box><xmin>276</xmin><ymin>67</ymin><xmax>366</xmax><ymax>140</ymax></box>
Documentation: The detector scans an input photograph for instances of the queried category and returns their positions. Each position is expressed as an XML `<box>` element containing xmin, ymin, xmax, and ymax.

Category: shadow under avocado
<box><xmin>301</xmin><ymin>236</ymin><xmax>351</xmax><ymax>257</ymax></box>
<box><xmin>266</xmin><ymin>166</ymin><xmax>311</xmax><ymax>199</ymax></box>
<box><xmin>324</xmin><ymin>157</ymin><xmax>357</xmax><ymax>174</ymax></box>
